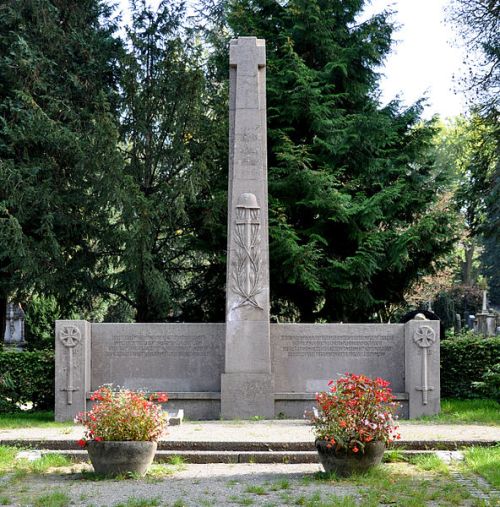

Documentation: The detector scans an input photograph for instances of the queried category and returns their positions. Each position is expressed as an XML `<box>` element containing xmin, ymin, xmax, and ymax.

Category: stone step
<box><xmin>40</xmin><ymin>449</ymin><xmax>447</xmax><ymax>465</ymax></box>
<box><xmin>2</xmin><ymin>439</ymin><xmax>497</xmax><ymax>452</ymax></box>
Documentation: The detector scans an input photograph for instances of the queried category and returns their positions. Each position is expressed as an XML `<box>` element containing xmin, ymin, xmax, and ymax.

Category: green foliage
<box><xmin>415</xmin><ymin>398</ymin><xmax>500</xmax><ymax>425</ymax></box>
<box><xmin>0</xmin><ymin>0</ymin><xmax>123</xmax><ymax>316</ymax></box>
<box><xmin>0</xmin><ymin>411</ymin><xmax>69</xmax><ymax>429</ymax></box>
<box><xmin>24</xmin><ymin>295</ymin><xmax>60</xmax><ymax>350</ymax></box>
<box><xmin>472</xmin><ymin>363</ymin><xmax>500</xmax><ymax>402</ymax></box>
<box><xmin>102</xmin><ymin>0</ymin><xmax>213</xmax><ymax>322</ymax></box>
<box><xmin>0</xmin><ymin>350</ymin><xmax>54</xmax><ymax>412</ymax></box>
<box><xmin>448</xmin><ymin>0</ymin><xmax>499</xmax><ymax>114</ymax></box>
<box><xmin>441</xmin><ymin>335</ymin><xmax>500</xmax><ymax>399</ymax></box>
<box><xmin>199</xmin><ymin>0</ymin><xmax>458</xmax><ymax>322</ymax></box>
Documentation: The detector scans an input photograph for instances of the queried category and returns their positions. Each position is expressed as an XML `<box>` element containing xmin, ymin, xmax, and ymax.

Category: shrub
<box><xmin>0</xmin><ymin>350</ymin><xmax>54</xmax><ymax>412</ymax></box>
<box><xmin>441</xmin><ymin>336</ymin><xmax>500</xmax><ymax>399</ymax></box>
<box><xmin>472</xmin><ymin>363</ymin><xmax>500</xmax><ymax>402</ymax></box>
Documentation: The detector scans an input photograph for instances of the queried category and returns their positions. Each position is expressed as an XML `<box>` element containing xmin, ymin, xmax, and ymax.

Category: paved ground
<box><xmin>1</xmin><ymin>419</ymin><xmax>499</xmax><ymax>443</ymax></box>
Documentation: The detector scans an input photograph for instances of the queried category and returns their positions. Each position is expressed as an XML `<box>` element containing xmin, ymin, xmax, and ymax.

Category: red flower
<box><xmin>352</xmin><ymin>446</ymin><xmax>359</xmax><ymax>453</ymax></box>
<box><xmin>94</xmin><ymin>436</ymin><xmax>103</xmax><ymax>442</ymax></box>
<box><xmin>77</xmin><ymin>439</ymin><xmax>86</xmax><ymax>448</ymax></box>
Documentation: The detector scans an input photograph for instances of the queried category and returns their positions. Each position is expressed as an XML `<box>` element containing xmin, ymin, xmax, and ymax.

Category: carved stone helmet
<box><xmin>236</xmin><ymin>193</ymin><xmax>259</xmax><ymax>209</ymax></box>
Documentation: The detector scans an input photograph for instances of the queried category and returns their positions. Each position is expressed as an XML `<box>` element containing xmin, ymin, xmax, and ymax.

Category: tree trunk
<box><xmin>461</xmin><ymin>243</ymin><xmax>475</xmax><ymax>286</ymax></box>
<box><xmin>0</xmin><ymin>296</ymin><xmax>7</xmax><ymax>345</ymax></box>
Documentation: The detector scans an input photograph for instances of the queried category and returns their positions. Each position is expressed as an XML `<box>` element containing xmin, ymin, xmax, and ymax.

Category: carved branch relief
<box><xmin>232</xmin><ymin>193</ymin><xmax>263</xmax><ymax>309</ymax></box>
<box><xmin>413</xmin><ymin>325</ymin><xmax>436</xmax><ymax>405</ymax></box>
<box><xmin>59</xmin><ymin>325</ymin><xmax>82</xmax><ymax>405</ymax></box>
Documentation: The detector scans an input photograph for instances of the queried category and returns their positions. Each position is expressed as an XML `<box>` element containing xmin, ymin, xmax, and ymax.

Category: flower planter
<box><xmin>86</xmin><ymin>441</ymin><xmax>157</xmax><ymax>476</ymax></box>
<box><xmin>315</xmin><ymin>440</ymin><xmax>385</xmax><ymax>477</ymax></box>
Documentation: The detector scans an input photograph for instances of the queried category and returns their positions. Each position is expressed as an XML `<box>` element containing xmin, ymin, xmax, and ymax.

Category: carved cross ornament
<box><xmin>232</xmin><ymin>192</ymin><xmax>263</xmax><ymax>309</ymax></box>
<box><xmin>413</xmin><ymin>325</ymin><xmax>436</xmax><ymax>405</ymax></box>
<box><xmin>59</xmin><ymin>325</ymin><xmax>82</xmax><ymax>405</ymax></box>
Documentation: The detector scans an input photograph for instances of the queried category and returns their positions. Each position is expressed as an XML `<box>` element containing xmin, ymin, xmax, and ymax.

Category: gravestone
<box><xmin>54</xmin><ymin>37</ymin><xmax>440</xmax><ymax>422</ymax></box>
<box><xmin>221</xmin><ymin>37</ymin><xmax>273</xmax><ymax>418</ymax></box>
<box><xmin>476</xmin><ymin>290</ymin><xmax>496</xmax><ymax>337</ymax></box>
<box><xmin>3</xmin><ymin>302</ymin><xmax>26</xmax><ymax>351</ymax></box>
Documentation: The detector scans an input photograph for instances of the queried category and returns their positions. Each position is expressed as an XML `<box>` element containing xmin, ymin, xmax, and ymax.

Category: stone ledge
<box><xmin>86</xmin><ymin>392</ymin><xmax>222</xmax><ymax>401</ymax></box>
<box><xmin>2</xmin><ymin>439</ymin><xmax>497</xmax><ymax>452</ymax></box>
<box><xmin>38</xmin><ymin>447</ymin><xmax>496</xmax><ymax>464</ymax></box>
<box><xmin>274</xmin><ymin>392</ymin><xmax>409</xmax><ymax>401</ymax></box>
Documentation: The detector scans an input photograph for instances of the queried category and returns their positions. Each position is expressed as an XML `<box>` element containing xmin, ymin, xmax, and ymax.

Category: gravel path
<box><xmin>3</xmin><ymin>463</ymin><xmax>362</xmax><ymax>507</ymax></box>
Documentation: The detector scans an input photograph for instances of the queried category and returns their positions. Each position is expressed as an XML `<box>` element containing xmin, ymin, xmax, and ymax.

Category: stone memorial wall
<box><xmin>55</xmin><ymin>319</ymin><xmax>439</xmax><ymax>421</ymax></box>
<box><xmin>55</xmin><ymin>37</ymin><xmax>441</xmax><ymax>422</ymax></box>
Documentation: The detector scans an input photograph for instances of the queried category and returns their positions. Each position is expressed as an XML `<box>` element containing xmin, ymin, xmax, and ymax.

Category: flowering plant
<box><xmin>311</xmin><ymin>373</ymin><xmax>400</xmax><ymax>454</ymax></box>
<box><xmin>75</xmin><ymin>386</ymin><xmax>168</xmax><ymax>447</ymax></box>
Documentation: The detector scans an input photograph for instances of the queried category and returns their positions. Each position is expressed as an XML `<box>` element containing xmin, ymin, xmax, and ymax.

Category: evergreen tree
<box><xmin>199</xmin><ymin>0</ymin><xmax>458</xmax><ymax>322</ymax></box>
<box><xmin>104</xmin><ymin>0</ymin><xmax>211</xmax><ymax>322</ymax></box>
<box><xmin>0</xmin><ymin>0</ymin><xmax>122</xmax><ymax>334</ymax></box>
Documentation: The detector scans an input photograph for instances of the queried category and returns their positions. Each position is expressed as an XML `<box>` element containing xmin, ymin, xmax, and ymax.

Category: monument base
<box><xmin>221</xmin><ymin>373</ymin><xmax>274</xmax><ymax>419</ymax></box>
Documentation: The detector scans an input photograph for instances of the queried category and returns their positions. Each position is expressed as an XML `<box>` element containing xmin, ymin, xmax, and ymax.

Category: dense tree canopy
<box><xmin>0</xmin><ymin>0</ymin><xmax>472</xmax><ymax>333</ymax></box>
<box><xmin>103</xmin><ymin>0</ymin><xmax>213</xmax><ymax>322</ymax></box>
<box><xmin>195</xmin><ymin>0</ymin><xmax>458</xmax><ymax>322</ymax></box>
<box><xmin>0</xmin><ymin>0</ymin><xmax>122</xmax><ymax>334</ymax></box>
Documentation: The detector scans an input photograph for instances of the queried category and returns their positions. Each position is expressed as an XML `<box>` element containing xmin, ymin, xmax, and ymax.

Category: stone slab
<box><xmin>55</xmin><ymin>320</ymin><xmax>91</xmax><ymax>422</ymax></box>
<box><xmin>221</xmin><ymin>372</ymin><xmax>274</xmax><ymax>419</ymax></box>
<box><xmin>91</xmin><ymin>323</ymin><xmax>225</xmax><ymax>393</ymax></box>
<box><xmin>404</xmin><ymin>319</ymin><xmax>440</xmax><ymax>418</ymax></box>
<box><xmin>271</xmin><ymin>323</ymin><xmax>405</xmax><ymax>394</ymax></box>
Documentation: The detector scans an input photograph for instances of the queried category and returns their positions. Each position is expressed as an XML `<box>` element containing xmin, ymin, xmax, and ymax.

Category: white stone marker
<box><xmin>221</xmin><ymin>37</ymin><xmax>274</xmax><ymax>419</ymax></box>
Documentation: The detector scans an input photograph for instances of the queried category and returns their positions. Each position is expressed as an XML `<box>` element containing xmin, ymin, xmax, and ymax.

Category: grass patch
<box><xmin>229</xmin><ymin>495</ymin><xmax>254</xmax><ymax>505</ymax></box>
<box><xmin>114</xmin><ymin>497</ymin><xmax>161</xmax><ymax>507</ymax></box>
<box><xmin>463</xmin><ymin>446</ymin><xmax>500</xmax><ymax>488</ymax></box>
<box><xmin>409</xmin><ymin>454</ymin><xmax>450</xmax><ymax>474</ymax></box>
<box><xmin>0</xmin><ymin>446</ymin><xmax>17</xmax><ymax>473</ymax></box>
<box><xmin>0</xmin><ymin>447</ymin><xmax>72</xmax><ymax>475</ymax></box>
<box><xmin>383</xmin><ymin>449</ymin><xmax>407</xmax><ymax>463</ymax></box>
<box><xmin>269</xmin><ymin>479</ymin><xmax>289</xmax><ymax>491</ymax></box>
<box><xmin>0</xmin><ymin>411</ymin><xmax>71</xmax><ymax>429</ymax></box>
<box><xmin>409</xmin><ymin>398</ymin><xmax>500</xmax><ymax>425</ymax></box>
<box><xmin>167</xmin><ymin>455</ymin><xmax>186</xmax><ymax>467</ymax></box>
<box><xmin>0</xmin><ymin>496</ymin><xmax>11</xmax><ymax>505</ymax></box>
<box><xmin>28</xmin><ymin>453</ymin><xmax>72</xmax><ymax>473</ymax></box>
<box><xmin>245</xmin><ymin>485</ymin><xmax>267</xmax><ymax>495</ymax></box>
<box><xmin>310</xmin><ymin>463</ymin><xmax>470</xmax><ymax>506</ymax></box>
<box><xmin>33</xmin><ymin>490</ymin><xmax>71</xmax><ymax>507</ymax></box>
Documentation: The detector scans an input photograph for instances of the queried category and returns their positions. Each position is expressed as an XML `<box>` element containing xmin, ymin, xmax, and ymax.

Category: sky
<box><xmin>115</xmin><ymin>0</ymin><xmax>469</xmax><ymax>119</ymax></box>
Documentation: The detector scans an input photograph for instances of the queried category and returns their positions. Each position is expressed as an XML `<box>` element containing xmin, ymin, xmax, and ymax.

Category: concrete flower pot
<box><xmin>315</xmin><ymin>440</ymin><xmax>385</xmax><ymax>477</ymax></box>
<box><xmin>86</xmin><ymin>441</ymin><xmax>157</xmax><ymax>476</ymax></box>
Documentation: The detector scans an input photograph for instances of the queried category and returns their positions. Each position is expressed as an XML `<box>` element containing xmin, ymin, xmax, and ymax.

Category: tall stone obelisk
<box><xmin>221</xmin><ymin>37</ymin><xmax>274</xmax><ymax>418</ymax></box>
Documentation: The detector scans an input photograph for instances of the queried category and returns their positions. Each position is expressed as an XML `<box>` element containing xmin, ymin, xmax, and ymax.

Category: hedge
<box><xmin>441</xmin><ymin>336</ymin><xmax>500</xmax><ymax>399</ymax></box>
<box><xmin>0</xmin><ymin>350</ymin><xmax>54</xmax><ymax>412</ymax></box>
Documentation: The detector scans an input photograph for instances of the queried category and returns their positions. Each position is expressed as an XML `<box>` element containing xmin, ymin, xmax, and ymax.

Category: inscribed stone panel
<box><xmin>91</xmin><ymin>323</ymin><xmax>225</xmax><ymax>392</ymax></box>
<box><xmin>271</xmin><ymin>324</ymin><xmax>405</xmax><ymax>393</ymax></box>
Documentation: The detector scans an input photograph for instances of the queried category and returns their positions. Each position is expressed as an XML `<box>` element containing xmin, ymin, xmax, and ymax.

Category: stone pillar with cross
<box><xmin>55</xmin><ymin>320</ymin><xmax>91</xmax><ymax>421</ymax></box>
<box><xmin>221</xmin><ymin>37</ymin><xmax>274</xmax><ymax>419</ymax></box>
<box><xmin>404</xmin><ymin>316</ymin><xmax>440</xmax><ymax>418</ymax></box>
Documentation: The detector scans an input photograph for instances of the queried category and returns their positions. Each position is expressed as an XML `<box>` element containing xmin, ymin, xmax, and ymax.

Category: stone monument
<box><xmin>3</xmin><ymin>302</ymin><xmax>26</xmax><ymax>351</ymax></box>
<box><xmin>221</xmin><ymin>37</ymin><xmax>273</xmax><ymax>418</ymax></box>
<box><xmin>54</xmin><ymin>37</ymin><xmax>440</xmax><ymax>422</ymax></box>
<box><xmin>476</xmin><ymin>290</ymin><xmax>496</xmax><ymax>337</ymax></box>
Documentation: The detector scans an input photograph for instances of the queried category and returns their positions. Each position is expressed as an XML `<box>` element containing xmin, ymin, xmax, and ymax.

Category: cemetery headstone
<box><xmin>3</xmin><ymin>302</ymin><xmax>25</xmax><ymax>351</ymax></box>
